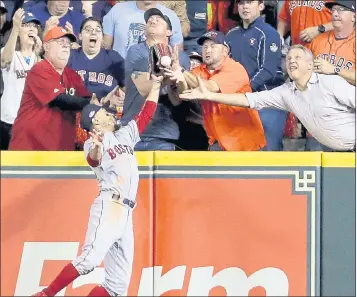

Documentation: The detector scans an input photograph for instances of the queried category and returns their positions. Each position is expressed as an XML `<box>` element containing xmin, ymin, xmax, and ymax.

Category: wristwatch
<box><xmin>334</xmin><ymin>67</ymin><xmax>341</xmax><ymax>74</ymax></box>
<box><xmin>318</xmin><ymin>25</ymin><xmax>326</xmax><ymax>33</ymax></box>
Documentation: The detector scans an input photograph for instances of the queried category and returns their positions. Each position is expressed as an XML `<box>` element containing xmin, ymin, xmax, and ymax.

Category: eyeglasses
<box><xmin>331</xmin><ymin>6</ymin><xmax>351</xmax><ymax>13</ymax></box>
<box><xmin>51</xmin><ymin>38</ymin><xmax>72</xmax><ymax>46</ymax></box>
<box><xmin>82</xmin><ymin>27</ymin><xmax>103</xmax><ymax>34</ymax></box>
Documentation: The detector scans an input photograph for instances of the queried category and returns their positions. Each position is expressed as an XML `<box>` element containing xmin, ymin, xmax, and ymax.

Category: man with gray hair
<box><xmin>180</xmin><ymin>44</ymin><xmax>356</xmax><ymax>152</ymax></box>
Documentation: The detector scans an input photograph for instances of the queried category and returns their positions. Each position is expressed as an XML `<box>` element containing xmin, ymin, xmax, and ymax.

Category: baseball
<box><xmin>160</xmin><ymin>56</ymin><xmax>172</xmax><ymax>68</ymax></box>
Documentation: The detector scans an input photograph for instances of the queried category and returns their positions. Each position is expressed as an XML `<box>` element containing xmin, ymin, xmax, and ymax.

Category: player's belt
<box><xmin>112</xmin><ymin>194</ymin><xmax>136</xmax><ymax>209</ymax></box>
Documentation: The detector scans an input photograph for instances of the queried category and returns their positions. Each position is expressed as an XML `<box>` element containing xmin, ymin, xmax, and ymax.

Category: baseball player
<box><xmin>32</xmin><ymin>76</ymin><xmax>163</xmax><ymax>297</ymax></box>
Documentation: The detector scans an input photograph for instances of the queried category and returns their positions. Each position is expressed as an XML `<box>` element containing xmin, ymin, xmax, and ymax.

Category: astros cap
<box><xmin>325</xmin><ymin>0</ymin><xmax>356</xmax><ymax>12</ymax></box>
<box><xmin>0</xmin><ymin>1</ymin><xmax>8</xmax><ymax>14</ymax></box>
<box><xmin>197</xmin><ymin>30</ymin><xmax>230</xmax><ymax>48</ymax></box>
<box><xmin>44</xmin><ymin>26</ymin><xmax>77</xmax><ymax>43</ymax></box>
<box><xmin>23</xmin><ymin>11</ymin><xmax>40</xmax><ymax>25</ymax></box>
<box><xmin>144</xmin><ymin>8</ymin><xmax>172</xmax><ymax>31</ymax></box>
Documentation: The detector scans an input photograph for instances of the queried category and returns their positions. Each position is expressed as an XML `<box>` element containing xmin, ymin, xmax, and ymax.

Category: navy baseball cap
<box><xmin>197</xmin><ymin>30</ymin><xmax>230</xmax><ymax>48</ymax></box>
<box><xmin>325</xmin><ymin>0</ymin><xmax>356</xmax><ymax>12</ymax></box>
<box><xmin>23</xmin><ymin>11</ymin><xmax>41</xmax><ymax>25</ymax></box>
<box><xmin>144</xmin><ymin>8</ymin><xmax>172</xmax><ymax>31</ymax></box>
<box><xmin>80</xmin><ymin>104</ymin><xmax>118</xmax><ymax>131</ymax></box>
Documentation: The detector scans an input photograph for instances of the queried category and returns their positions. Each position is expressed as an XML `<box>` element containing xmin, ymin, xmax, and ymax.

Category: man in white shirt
<box><xmin>179</xmin><ymin>44</ymin><xmax>356</xmax><ymax>151</ymax></box>
<box><xmin>102</xmin><ymin>0</ymin><xmax>183</xmax><ymax>59</ymax></box>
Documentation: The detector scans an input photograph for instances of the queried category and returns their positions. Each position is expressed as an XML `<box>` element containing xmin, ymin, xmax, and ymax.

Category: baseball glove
<box><xmin>148</xmin><ymin>43</ymin><xmax>173</xmax><ymax>76</ymax></box>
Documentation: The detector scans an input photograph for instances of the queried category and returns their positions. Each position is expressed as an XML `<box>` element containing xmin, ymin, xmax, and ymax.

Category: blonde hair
<box><xmin>288</xmin><ymin>44</ymin><xmax>314</xmax><ymax>62</ymax></box>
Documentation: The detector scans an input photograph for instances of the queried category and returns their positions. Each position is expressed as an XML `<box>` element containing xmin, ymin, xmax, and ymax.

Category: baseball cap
<box><xmin>44</xmin><ymin>26</ymin><xmax>77</xmax><ymax>43</ymax></box>
<box><xmin>189</xmin><ymin>51</ymin><xmax>203</xmax><ymax>62</ymax></box>
<box><xmin>144</xmin><ymin>8</ymin><xmax>172</xmax><ymax>31</ymax></box>
<box><xmin>197</xmin><ymin>30</ymin><xmax>230</xmax><ymax>48</ymax></box>
<box><xmin>0</xmin><ymin>1</ymin><xmax>8</xmax><ymax>14</ymax></box>
<box><xmin>80</xmin><ymin>104</ymin><xmax>118</xmax><ymax>132</ymax></box>
<box><xmin>325</xmin><ymin>0</ymin><xmax>356</xmax><ymax>12</ymax></box>
<box><xmin>23</xmin><ymin>12</ymin><xmax>40</xmax><ymax>25</ymax></box>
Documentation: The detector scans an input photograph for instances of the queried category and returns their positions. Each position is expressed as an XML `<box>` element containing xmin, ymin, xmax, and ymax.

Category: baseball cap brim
<box><xmin>325</xmin><ymin>0</ymin><xmax>355</xmax><ymax>11</ymax></box>
<box><xmin>144</xmin><ymin>8</ymin><xmax>172</xmax><ymax>30</ymax></box>
<box><xmin>23</xmin><ymin>16</ymin><xmax>41</xmax><ymax>25</ymax></box>
<box><xmin>0</xmin><ymin>6</ymin><xmax>7</xmax><ymax>13</ymax></box>
<box><xmin>189</xmin><ymin>51</ymin><xmax>203</xmax><ymax>61</ymax></box>
<box><xmin>44</xmin><ymin>27</ymin><xmax>77</xmax><ymax>43</ymax></box>
<box><xmin>80</xmin><ymin>104</ymin><xmax>118</xmax><ymax>131</ymax></box>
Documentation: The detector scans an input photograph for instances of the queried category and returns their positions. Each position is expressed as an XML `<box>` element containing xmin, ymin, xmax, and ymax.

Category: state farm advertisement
<box><xmin>1</xmin><ymin>177</ymin><xmax>312</xmax><ymax>296</ymax></box>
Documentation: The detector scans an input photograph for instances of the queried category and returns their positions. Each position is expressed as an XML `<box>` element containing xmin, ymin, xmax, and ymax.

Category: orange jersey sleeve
<box><xmin>278</xmin><ymin>0</ymin><xmax>291</xmax><ymax>24</ymax></box>
<box><xmin>310</xmin><ymin>30</ymin><xmax>356</xmax><ymax>70</ymax></box>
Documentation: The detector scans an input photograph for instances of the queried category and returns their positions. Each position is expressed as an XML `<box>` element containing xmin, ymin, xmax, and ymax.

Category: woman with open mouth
<box><xmin>0</xmin><ymin>8</ymin><xmax>42</xmax><ymax>150</ymax></box>
<box><xmin>67</xmin><ymin>17</ymin><xmax>126</xmax><ymax>150</ymax></box>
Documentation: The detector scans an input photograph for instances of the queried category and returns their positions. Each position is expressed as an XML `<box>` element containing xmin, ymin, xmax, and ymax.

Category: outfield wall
<box><xmin>1</xmin><ymin>151</ymin><xmax>355</xmax><ymax>296</ymax></box>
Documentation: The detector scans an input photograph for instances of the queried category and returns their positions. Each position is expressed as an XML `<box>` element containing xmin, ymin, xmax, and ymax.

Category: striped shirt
<box><xmin>246</xmin><ymin>73</ymin><xmax>355</xmax><ymax>151</ymax></box>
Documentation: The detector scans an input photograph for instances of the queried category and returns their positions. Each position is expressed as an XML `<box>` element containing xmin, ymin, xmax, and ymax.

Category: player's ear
<box><xmin>78</xmin><ymin>33</ymin><xmax>83</xmax><ymax>42</ymax></box>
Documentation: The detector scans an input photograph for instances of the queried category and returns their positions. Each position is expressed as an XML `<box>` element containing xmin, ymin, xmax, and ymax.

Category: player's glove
<box><xmin>148</xmin><ymin>43</ymin><xmax>173</xmax><ymax>76</ymax></box>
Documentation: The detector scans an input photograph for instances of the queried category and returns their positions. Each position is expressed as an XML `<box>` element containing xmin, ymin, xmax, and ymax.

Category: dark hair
<box><xmin>80</xmin><ymin>17</ymin><xmax>103</xmax><ymax>33</ymax></box>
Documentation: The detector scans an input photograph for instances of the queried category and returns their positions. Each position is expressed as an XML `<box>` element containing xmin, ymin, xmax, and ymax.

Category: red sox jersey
<box><xmin>83</xmin><ymin>120</ymin><xmax>141</xmax><ymax>201</ymax></box>
<box><xmin>9</xmin><ymin>59</ymin><xmax>90</xmax><ymax>151</ymax></box>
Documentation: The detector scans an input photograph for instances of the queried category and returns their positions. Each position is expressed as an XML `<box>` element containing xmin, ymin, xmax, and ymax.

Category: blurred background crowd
<box><xmin>0</xmin><ymin>0</ymin><xmax>355</xmax><ymax>152</ymax></box>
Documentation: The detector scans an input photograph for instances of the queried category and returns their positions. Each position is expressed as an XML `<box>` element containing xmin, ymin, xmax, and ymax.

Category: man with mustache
<box><xmin>180</xmin><ymin>45</ymin><xmax>356</xmax><ymax>152</ymax></box>
<box><xmin>9</xmin><ymin>26</ymin><xmax>96</xmax><ymax>151</ymax></box>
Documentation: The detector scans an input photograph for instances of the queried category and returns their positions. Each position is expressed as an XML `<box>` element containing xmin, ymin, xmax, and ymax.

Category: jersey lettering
<box><xmin>316</xmin><ymin>53</ymin><xmax>354</xmax><ymax>70</ymax></box>
<box><xmin>76</xmin><ymin>70</ymin><xmax>114</xmax><ymax>87</ymax></box>
<box><xmin>15</xmin><ymin>70</ymin><xmax>30</xmax><ymax>79</ymax></box>
<box><xmin>289</xmin><ymin>1</ymin><xmax>325</xmax><ymax>14</ymax></box>
<box><xmin>107</xmin><ymin>144</ymin><xmax>134</xmax><ymax>160</ymax></box>
<box><xmin>65</xmin><ymin>87</ymin><xmax>76</xmax><ymax>96</ymax></box>
<box><xmin>77</xmin><ymin>70</ymin><xmax>86</xmax><ymax>80</ymax></box>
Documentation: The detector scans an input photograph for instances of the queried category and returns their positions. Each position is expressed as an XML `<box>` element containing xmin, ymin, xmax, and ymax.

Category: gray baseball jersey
<box><xmin>83</xmin><ymin>119</ymin><xmax>141</xmax><ymax>201</ymax></box>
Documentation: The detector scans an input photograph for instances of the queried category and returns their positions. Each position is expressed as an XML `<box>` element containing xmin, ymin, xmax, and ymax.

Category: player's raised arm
<box><xmin>133</xmin><ymin>75</ymin><xmax>162</xmax><ymax>135</ymax></box>
<box><xmin>87</xmin><ymin>129</ymin><xmax>104</xmax><ymax>167</ymax></box>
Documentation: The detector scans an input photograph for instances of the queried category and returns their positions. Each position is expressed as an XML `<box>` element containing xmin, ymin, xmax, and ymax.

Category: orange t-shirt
<box><xmin>191</xmin><ymin>58</ymin><xmax>266</xmax><ymax>151</ymax></box>
<box><xmin>279</xmin><ymin>0</ymin><xmax>332</xmax><ymax>46</ymax></box>
<box><xmin>308</xmin><ymin>30</ymin><xmax>356</xmax><ymax>70</ymax></box>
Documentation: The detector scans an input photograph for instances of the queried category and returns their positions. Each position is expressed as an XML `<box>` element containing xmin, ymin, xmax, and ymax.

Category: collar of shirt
<box><xmin>241</xmin><ymin>16</ymin><xmax>265</xmax><ymax>31</ymax></box>
<box><xmin>289</xmin><ymin>72</ymin><xmax>319</xmax><ymax>92</ymax></box>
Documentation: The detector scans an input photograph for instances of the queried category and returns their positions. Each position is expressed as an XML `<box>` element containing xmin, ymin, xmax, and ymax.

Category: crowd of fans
<box><xmin>0</xmin><ymin>0</ymin><xmax>355</xmax><ymax>152</ymax></box>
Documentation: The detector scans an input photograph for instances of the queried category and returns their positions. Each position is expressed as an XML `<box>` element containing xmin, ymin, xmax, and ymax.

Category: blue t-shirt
<box><xmin>185</xmin><ymin>0</ymin><xmax>208</xmax><ymax>40</ymax></box>
<box><xmin>27</xmin><ymin>2</ymin><xmax>85</xmax><ymax>37</ymax></box>
<box><xmin>67</xmin><ymin>48</ymin><xmax>125</xmax><ymax>99</ymax></box>
<box><xmin>122</xmin><ymin>42</ymin><xmax>190</xmax><ymax>140</ymax></box>
<box><xmin>103</xmin><ymin>1</ymin><xmax>183</xmax><ymax>59</ymax></box>
<box><xmin>69</xmin><ymin>0</ymin><xmax>112</xmax><ymax>21</ymax></box>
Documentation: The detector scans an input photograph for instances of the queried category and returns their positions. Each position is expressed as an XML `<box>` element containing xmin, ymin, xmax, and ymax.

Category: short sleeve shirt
<box><xmin>191</xmin><ymin>57</ymin><xmax>266</xmax><ymax>151</ymax></box>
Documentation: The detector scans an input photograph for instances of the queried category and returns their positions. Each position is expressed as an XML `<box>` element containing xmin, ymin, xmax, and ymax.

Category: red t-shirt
<box><xmin>9</xmin><ymin>59</ymin><xmax>90</xmax><ymax>151</ymax></box>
